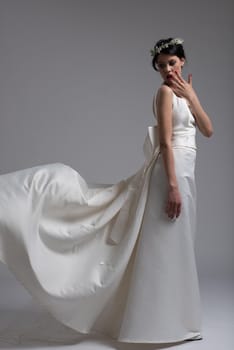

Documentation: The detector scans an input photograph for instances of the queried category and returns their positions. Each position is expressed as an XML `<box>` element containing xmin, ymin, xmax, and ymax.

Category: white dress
<box><xmin>0</xmin><ymin>91</ymin><xmax>202</xmax><ymax>343</ymax></box>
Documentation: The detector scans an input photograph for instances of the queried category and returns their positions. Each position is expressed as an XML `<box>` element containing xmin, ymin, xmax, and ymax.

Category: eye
<box><xmin>169</xmin><ymin>60</ymin><xmax>176</xmax><ymax>66</ymax></box>
<box><xmin>156</xmin><ymin>63</ymin><xmax>166</xmax><ymax>70</ymax></box>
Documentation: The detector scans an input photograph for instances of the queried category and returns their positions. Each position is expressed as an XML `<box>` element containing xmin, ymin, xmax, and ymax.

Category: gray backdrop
<box><xmin>0</xmin><ymin>0</ymin><xmax>233</xmax><ymax>280</ymax></box>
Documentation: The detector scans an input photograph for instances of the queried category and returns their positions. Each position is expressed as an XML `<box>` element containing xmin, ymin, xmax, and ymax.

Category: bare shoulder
<box><xmin>153</xmin><ymin>85</ymin><xmax>173</xmax><ymax>120</ymax></box>
<box><xmin>156</xmin><ymin>84</ymin><xmax>173</xmax><ymax>105</ymax></box>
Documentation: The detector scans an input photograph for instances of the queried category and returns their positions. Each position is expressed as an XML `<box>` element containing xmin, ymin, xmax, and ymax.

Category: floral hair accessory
<box><xmin>150</xmin><ymin>38</ymin><xmax>184</xmax><ymax>57</ymax></box>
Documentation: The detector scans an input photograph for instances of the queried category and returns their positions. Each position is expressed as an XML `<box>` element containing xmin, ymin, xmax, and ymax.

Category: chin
<box><xmin>165</xmin><ymin>80</ymin><xmax>173</xmax><ymax>86</ymax></box>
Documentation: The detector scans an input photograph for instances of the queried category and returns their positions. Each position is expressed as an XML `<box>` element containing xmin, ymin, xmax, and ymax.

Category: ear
<box><xmin>180</xmin><ymin>58</ymin><xmax>185</xmax><ymax>67</ymax></box>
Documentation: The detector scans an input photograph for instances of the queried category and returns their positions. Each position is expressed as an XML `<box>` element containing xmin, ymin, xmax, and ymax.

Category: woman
<box><xmin>0</xmin><ymin>37</ymin><xmax>212</xmax><ymax>344</ymax></box>
<box><xmin>152</xmin><ymin>38</ymin><xmax>213</xmax><ymax>220</ymax></box>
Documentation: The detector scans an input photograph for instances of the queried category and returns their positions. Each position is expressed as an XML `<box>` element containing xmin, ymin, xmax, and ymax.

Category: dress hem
<box><xmin>115</xmin><ymin>333</ymin><xmax>203</xmax><ymax>344</ymax></box>
<box><xmin>72</xmin><ymin>327</ymin><xmax>203</xmax><ymax>344</ymax></box>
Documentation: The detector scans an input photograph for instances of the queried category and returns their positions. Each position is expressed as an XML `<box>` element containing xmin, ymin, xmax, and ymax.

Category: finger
<box><xmin>174</xmin><ymin>71</ymin><xmax>184</xmax><ymax>83</ymax></box>
<box><xmin>171</xmin><ymin>76</ymin><xmax>181</xmax><ymax>88</ymax></box>
<box><xmin>172</xmin><ymin>71</ymin><xmax>181</xmax><ymax>83</ymax></box>
<box><xmin>165</xmin><ymin>201</ymin><xmax>173</xmax><ymax>218</ymax></box>
<box><xmin>188</xmin><ymin>73</ymin><xmax>192</xmax><ymax>86</ymax></box>
<box><xmin>172</xmin><ymin>77</ymin><xmax>185</xmax><ymax>90</ymax></box>
<box><xmin>169</xmin><ymin>202</ymin><xmax>176</xmax><ymax>219</ymax></box>
<box><xmin>171</xmin><ymin>87</ymin><xmax>182</xmax><ymax>98</ymax></box>
<box><xmin>176</xmin><ymin>203</ymin><xmax>182</xmax><ymax>218</ymax></box>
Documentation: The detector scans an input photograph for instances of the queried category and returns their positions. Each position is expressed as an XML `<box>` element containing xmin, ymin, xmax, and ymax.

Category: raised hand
<box><xmin>170</xmin><ymin>71</ymin><xmax>195</xmax><ymax>102</ymax></box>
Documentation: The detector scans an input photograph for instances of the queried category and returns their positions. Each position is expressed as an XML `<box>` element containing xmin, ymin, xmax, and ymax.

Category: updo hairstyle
<box><xmin>151</xmin><ymin>37</ymin><xmax>186</xmax><ymax>71</ymax></box>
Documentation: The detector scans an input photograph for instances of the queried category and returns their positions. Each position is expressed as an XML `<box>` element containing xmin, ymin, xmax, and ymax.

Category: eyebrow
<box><xmin>157</xmin><ymin>59</ymin><xmax>176</xmax><ymax>64</ymax></box>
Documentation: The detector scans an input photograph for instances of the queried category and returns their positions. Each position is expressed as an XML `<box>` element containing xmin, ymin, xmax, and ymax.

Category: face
<box><xmin>156</xmin><ymin>54</ymin><xmax>185</xmax><ymax>85</ymax></box>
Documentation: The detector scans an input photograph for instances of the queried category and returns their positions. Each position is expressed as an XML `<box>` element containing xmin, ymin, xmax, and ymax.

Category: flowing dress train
<box><xmin>0</xmin><ymin>91</ymin><xmax>202</xmax><ymax>343</ymax></box>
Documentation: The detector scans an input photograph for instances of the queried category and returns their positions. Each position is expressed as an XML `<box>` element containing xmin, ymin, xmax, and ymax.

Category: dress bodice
<box><xmin>171</xmin><ymin>92</ymin><xmax>196</xmax><ymax>138</ymax></box>
<box><xmin>144</xmin><ymin>91</ymin><xmax>196</xmax><ymax>161</ymax></box>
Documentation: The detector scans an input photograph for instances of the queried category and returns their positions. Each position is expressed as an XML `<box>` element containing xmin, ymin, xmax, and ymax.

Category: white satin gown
<box><xmin>0</xmin><ymin>91</ymin><xmax>202</xmax><ymax>343</ymax></box>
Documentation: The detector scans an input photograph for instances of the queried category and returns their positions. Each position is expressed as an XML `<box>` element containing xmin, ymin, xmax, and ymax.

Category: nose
<box><xmin>164</xmin><ymin>64</ymin><xmax>172</xmax><ymax>73</ymax></box>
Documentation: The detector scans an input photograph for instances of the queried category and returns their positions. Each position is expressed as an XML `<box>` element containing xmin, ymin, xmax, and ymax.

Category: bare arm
<box><xmin>188</xmin><ymin>90</ymin><xmax>213</xmax><ymax>137</ymax></box>
<box><xmin>156</xmin><ymin>85</ymin><xmax>182</xmax><ymax>219</ymax></box>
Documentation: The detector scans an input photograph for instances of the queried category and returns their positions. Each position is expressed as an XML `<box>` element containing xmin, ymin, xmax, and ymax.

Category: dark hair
<box><xmin>151</xmin><ymin>37</ymin><xmax>186</xmax><ymax>71</ymax></box>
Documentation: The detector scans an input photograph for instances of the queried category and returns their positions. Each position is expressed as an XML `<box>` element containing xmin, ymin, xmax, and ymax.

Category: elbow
<box><xmin>204</xmin><ymin>127</ymin><xmax>214</xmax><ymax>138</ymax></box>
<box><xmin>205</xmin><ymin>119</ymin><xmax>214</xmax><ymax>137</ymax></box>
<box><xmin>199</xmin><ymin>122</ymin><xmax>213</xmax><ymax>137</ymax></box>
<box><xmin>159</xmin><ymin>141</ymin><xmax>172</xmax><ymax>150</ymax></box>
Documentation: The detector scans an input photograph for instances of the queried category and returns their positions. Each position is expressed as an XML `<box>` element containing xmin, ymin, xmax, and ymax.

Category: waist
<box><xmin>171</xmin><ymin>133</ymin><xmax>196</xmax><ymax>150</ymax></box>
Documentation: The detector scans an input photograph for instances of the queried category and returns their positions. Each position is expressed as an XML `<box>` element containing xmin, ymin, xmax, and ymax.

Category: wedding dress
<box><xmin>0</xmin><ymin>91</ymin><xmax>202</xmax><ymax>343</ymax></box>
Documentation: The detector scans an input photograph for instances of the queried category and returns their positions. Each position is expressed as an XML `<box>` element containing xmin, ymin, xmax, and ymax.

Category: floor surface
<box><xmin>0</xmin><ymin>262</ymin><xmax>233</xmax><ymax>350</ymax></box>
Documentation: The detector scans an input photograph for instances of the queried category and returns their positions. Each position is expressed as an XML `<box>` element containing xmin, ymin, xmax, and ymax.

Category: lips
<box><xmin>167</xmin><ymin>74</ymin><xmax>173</xmax><ymax>79</ymax></box>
